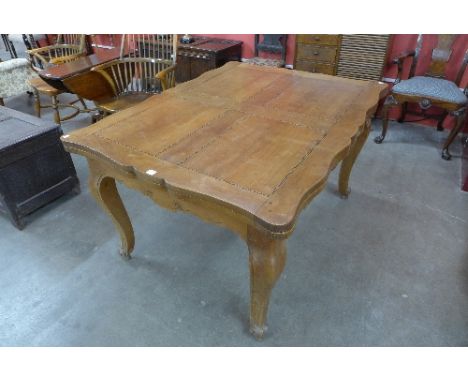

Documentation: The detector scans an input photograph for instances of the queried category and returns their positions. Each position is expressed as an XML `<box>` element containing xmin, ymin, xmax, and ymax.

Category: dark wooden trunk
<box><xmin>175</xmin><ymin>36</ymin><xmax>242</xmax><ymax>83</ymax></box>
<box><xmin>0</xmin><ymin>107</ymin><xmax>80</xmax><ymax>229</ymax></box>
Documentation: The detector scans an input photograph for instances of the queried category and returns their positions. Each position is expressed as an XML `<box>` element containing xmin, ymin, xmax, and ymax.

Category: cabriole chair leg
<box><xmin>441</xmin><ymin>109</ymin><xmax>466</xmax><ymax>161</ymax></box>
<box><xmin>375</xmin><ymin>95</ymin><xmax>398</xmax><ymax>144</ymax></box>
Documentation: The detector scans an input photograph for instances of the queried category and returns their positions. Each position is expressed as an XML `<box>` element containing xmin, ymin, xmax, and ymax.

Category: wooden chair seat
<box><xmin>29</xmin><ymin>77</ymin><xmax>62</xmax><ymax>96</ymax></box>
<box><xmin>94</xmin><ymin>93</ymin><xmax>155</xmax><ymax>114</ymax></box>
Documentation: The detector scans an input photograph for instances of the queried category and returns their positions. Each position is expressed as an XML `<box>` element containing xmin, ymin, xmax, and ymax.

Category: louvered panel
<box><xmin>336</xmin><ymin>34</ymin><xmax>390</xmax><ymax>81</ymax></box>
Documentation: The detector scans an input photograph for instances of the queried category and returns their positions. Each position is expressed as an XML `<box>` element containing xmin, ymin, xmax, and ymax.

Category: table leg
<box><xmin>338</xmin><ymin>119</ymin><xmax>371</xmax><ymax>198</ymax></box>
<box><xmin>247</xmin><ymin>226</ymin><xmax>287</xmax><ymax>339</ymax></box>
<box><xmin>88</xmin><ymin>163</ymin><xmax>135</xmax><ymax>258</ymax></box>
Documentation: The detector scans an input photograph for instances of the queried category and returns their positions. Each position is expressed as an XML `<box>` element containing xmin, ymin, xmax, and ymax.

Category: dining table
<box><xmin>61</xmin><ymin>62</ymin><xmax>387</xmax><ymax>338</ymax></box>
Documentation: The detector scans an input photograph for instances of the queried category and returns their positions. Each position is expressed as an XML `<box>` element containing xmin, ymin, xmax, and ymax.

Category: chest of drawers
<box><xmin>295</xmin><ymin>34</ymin><xmax>391</xmax><ymax>81</ymax></box>
<box><xmin>294</xmin><ymin>34</ymin><xmax>341</xmax><ymax>75</ymax></box>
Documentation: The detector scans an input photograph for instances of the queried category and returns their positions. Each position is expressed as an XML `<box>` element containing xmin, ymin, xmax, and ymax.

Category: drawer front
<box><xmin>295</xmin><ymin>60</ymin><xmax>336</xmax><ymax>75</ymax></box>
<box><xmin>296</xmin><ymin>44</ymin><xmax>337</xmax><ymax>63</ymax></box>
<box><xmin>296</xmin><ymin>34</ymin><xmax>340</xmax><ymax>46</ymax></box>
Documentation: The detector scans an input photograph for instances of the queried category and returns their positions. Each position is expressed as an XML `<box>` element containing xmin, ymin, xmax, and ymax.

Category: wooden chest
<box><xmin>294</xmin><ymin>34</ymin><xmax>341</xmax><ymax>75</ymax></box>
<box><xmin>295</xmin><ymin>34</ymin><xmax>391</xmax><ymax>81</ymax></box>
<box><xmin>176</xmin><ymin>36</ymin><xmax>243</xmax><ymax>83</ymax></box>
<box><xmin>0</xmin><ymin>107</ymin><xmax>80</xmax><ymax>229</ymax></box>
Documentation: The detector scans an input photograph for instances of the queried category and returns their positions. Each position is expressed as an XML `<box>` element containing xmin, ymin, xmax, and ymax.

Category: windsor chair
<box><xmin>28</xmin><ymin>34</ymin><xmax>88</xmax><ymax>124</ymax></box>
<box><xmin>91</xmin><ymin>34</ymin><xmax>177</xmax><ymax>115</ymax></box>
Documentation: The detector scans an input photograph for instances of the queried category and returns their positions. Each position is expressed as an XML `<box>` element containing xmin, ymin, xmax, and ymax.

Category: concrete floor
<box><xmin>0</xmin><ymin>90</ymin><xmax>467</xmax><ymax>346</ymax></box>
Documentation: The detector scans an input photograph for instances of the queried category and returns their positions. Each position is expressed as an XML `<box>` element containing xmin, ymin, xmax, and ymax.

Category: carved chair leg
<box><xmin>33</xmin><ymin>90</ymin><xmax>41</xmax><ymax>118</ymax></box>
<box><xmin>397</xmin><ymin>102</ymin><xmax>408</xmax><ymax>123</ymax></box>
<box><xmin>51</xmin><ymin>95</ymin><xmax>60</xmax><ymax>125</ymax></box>
<box><xmin>247</xmin><ymin>226</ymin><xmax>287</xmax><ymax>339</ymax></box>
<box><xmin>374</xmin><ymin>95</ymin><xmax>398</xmax><ymax>144</ymax></box>
<box><xmin>88</xmin><ymin>163</ymin><xmax>135</xmax><ymax>258</ymax></box>
<box><xmin>339</xmin><ymin>119</ymin><xmax>371</xmax><ymax>198</ymax></box>
<box><xmin>441</xmin><ymin>109</ymin><xmax>466</xmax><ymax>160</ymax></box>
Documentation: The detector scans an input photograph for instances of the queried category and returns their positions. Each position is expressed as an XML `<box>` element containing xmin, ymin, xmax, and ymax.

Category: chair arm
<box><xmin>391</xmin><ymin>50</ymin><xmax>416</xmax><ymax>84</ymax></box>
<box><xmin>28</xmin><ymin>45</ymin><xmax>85</xmax><ymax>70</ymax></box>
<box><xmin>155</xmin><ymin>64</ymin><xmax>176</xmax><ymax>91</ymax></box>
<box><xmin>391</xmin><ymin>50</ymin><xmax>416</xmax><ymax>65</ymax></box>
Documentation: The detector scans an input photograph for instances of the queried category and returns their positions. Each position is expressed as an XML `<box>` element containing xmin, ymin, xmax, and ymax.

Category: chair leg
<box><xmin>436</xmin><ymin>111</ymin><xmax>448</xmax><ymax>131</ymax></box>
<box><xmin>441</xmin><ymin>108</ymin><xmax>466</xmax><ymax>160</ymax></box>
<box><xmin>33</xmin><ymin>90</ymin><xmax>41</xmax><ymax>118</ymax></box>
<box><xmin>51</xmin><ymin>95</ymin><xmax>61</xmax><ymax>125</ymax></box>
<box><xmin>375</xmin><ymin>95</ymin><xmax>398</xmax><ymax>144</ymax></box>
<box><xmin>397</xmin><ymin>102</ymin><xmax>408</xmax><ymax>123</ymax></box>
<box><xmin>0</xmin><ymin>97</ymin><xmax>4</xmax><ymax>106</ymax></box>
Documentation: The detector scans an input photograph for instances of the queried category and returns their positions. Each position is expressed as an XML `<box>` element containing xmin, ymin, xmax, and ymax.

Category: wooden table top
<box><xmin>40</xmin><ymin>48</ymin><xmax>122</xmax><ymax>81</ymax></box>
<box><xmin>62</xmin><ymin>62</ymin><xmax>387</xmax><ymax>234</ymax></box>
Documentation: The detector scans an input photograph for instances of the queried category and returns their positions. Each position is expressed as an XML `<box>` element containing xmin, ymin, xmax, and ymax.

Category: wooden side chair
<box><xmin>374</xmin><ymin>34</ymin><xmax>468</xmax><ymax>160</ymax></box>
<box><xmin>28</xmin><ymin>34</ymin><xmax>87</xmax><ymax>124</ymax></box>
<box><xmin>91</xmin><ymin>34</ymin><xmax>177</xmax><ymax>116</ymax></box>
<box><xmin>245</xmin><ymin>34</ymin><xmax>288</xmax><ymax>68</ymax></box>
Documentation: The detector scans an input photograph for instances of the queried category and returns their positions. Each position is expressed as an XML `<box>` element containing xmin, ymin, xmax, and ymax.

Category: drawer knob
<box><xmin>313</xmin><ymin>51</ymin><xmax>319</xmax><ymax>55</ymax></box>
<box><xmin>314</xmin><ymin>36</ymin><xmax>320</xmax><ymax>41</ymax></box>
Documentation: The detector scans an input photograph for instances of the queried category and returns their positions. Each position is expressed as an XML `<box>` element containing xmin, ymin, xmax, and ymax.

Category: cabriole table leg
<box><xmin>338</xmin><ymin>119</ymin><xmax>371</xmax><ymax>198</ymax></box>
<box><xmin>88</xmin><ymin>161</ymin><xmax>135</xmax><ymax>258</ymax></box>
<box><xmin>247</xmin><ymin>226</ymin><xmax>287</xmax><ymax>339</ymax></box>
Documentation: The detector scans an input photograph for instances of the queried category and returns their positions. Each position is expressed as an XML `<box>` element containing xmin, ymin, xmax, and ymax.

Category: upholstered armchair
<box><xmin>374</xmin><ymin>34</ymin><xmax>468</xmax><ymax>160</ymax></box>
<box><xmin>0</xmin><ymin>58</ymin><xmax>37</xmax><ymax>106</ymax></box>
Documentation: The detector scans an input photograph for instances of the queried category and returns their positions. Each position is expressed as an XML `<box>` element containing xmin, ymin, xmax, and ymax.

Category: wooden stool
<box><xmin>29</xmin><ymin>77</ymin><xmax>87</xmax><ymax>125</ymax></box>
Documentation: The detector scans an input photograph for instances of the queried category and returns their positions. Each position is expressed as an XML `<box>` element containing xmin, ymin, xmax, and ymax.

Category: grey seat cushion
<box><xmin>393</xmin><ymin>76</ymin><xmax>467</xmax><ymax>104</ymax></box>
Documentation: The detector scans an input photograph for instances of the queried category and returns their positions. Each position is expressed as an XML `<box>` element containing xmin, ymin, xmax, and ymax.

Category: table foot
<box><xmin>340</xmin><ymin>188</ymin><xmax>350</xmax><ymax>199</ymax></box>
<box><xmin>250</xmin><ymin>324</ymin><xmax>268</xmax><ymax>340</ymax></box>
<box><xmin>247</xmin><ymin>227</ymin><xmax>287</xmax><ymax>339</ymax></box>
